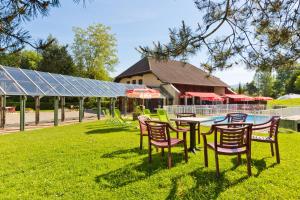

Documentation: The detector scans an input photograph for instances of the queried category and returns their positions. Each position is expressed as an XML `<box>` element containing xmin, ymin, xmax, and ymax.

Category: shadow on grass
<box><xmin>85</xmin><ymin>126</ymin><xmax>137</xmax><ymax>135</ymax></box>
<box><xmin>230</xmin><ymin>157</ymin><xmax>278</xmax><ymax>177</ymax></box>
<box><xmin>101</xmin><ymin>147</ymin><xmax>148</xmax><ymax>158</ymax></box>
<box><xmin>95</xmin><ymin>148</ymin><xmax>187</xmax><ymax>188</ymax></box>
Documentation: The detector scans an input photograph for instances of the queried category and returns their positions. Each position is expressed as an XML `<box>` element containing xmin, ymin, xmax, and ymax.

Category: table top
<box><xmin>170</xmin><ymin>117</ymin><xmax>213</xmax><ymax>123</ymax></box>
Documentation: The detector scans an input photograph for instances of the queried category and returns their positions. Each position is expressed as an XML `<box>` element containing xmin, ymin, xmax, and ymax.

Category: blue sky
<box><xmin>25</xmin><ymin>0</ymin><xmax>255</xmax><ymax>85</ymax></box>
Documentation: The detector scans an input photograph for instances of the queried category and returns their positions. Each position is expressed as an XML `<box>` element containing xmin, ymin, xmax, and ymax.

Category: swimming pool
<box><xmin>202</xmin><ymin>115</ymin><xmax>271</xmax><ymax>126</ymax></box>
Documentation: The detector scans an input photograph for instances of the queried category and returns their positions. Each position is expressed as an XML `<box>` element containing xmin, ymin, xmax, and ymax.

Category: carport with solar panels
<box><xmin>0</xmin><ymin>65</ymin><xmax>145</xmax><ymax>131</ymax></box>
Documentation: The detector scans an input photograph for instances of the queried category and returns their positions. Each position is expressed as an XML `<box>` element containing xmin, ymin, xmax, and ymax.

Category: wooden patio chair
<box><xmin>214</xmin><ymin>113</ymin><xmax>248</xmax><ymax>124</ymax></box>
<box><xmin>137</xmin><ymin>115</ymin><xmax>151</xmax><ymax>150</ymax></box>
<box><xmin>176</xmin><ymin>112</ymin><xmax>201</xmax><ymax>144</ymax></box>
<box><xmin>202</xmin><ymin>123</ymin><xmax>253</xmax><ymax>177</ymax></box>
<box><xmin>252</xmin><ymin>116</ymin><xmax>281</xmax><ymax>163</ymax></box>
<box><xmin>145</xmin><ymin>120</ymin><xmax>188</xmax><ymax>168</ymax></box>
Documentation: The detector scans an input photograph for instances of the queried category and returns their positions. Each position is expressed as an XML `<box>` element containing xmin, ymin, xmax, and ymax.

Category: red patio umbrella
<box><xmin>126</xmin><ymin>88</ymin><xmax>162</xmax><ymax>106</ymax></box>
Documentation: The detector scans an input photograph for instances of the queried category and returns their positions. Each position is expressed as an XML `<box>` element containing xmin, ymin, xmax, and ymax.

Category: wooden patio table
<box><xmin>171</xmin><ymin>117</ymin><xmax>213</xmax><ymax>153</ymax></box>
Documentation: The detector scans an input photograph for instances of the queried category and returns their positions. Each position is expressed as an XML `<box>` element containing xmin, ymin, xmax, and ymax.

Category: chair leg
<box><xmin>167</xmin><ymin>146</ymin><xmax>172</xmax><ymax>168</ymax></box>
<box><xmin>270</xmin><ymin>143</ymin><xmax>274</xmax><ymax>156</ymax></box>
<box><xmin>176</xmin><ymin>132</ymin><xmax>179</xmax><ymax>139</ymax></box>
<box><xmin>161</xmin><ymin>148</ymin><xmax>164</xmax><ymax>157</ymax></box>
<box><xmin>184</xmin><ymin>141</ymin><xmax>188</xmax><ymax>163</ymax></box>
<box><xmin>148</xmin><ymin>144</ymin><xmax>152</xmax><ymax>163</ymax></box>
<box><xmin>275</xmin><ymin>141</ymin><xmax>280</xmax><ymax>164</ymax></box>
<box><xmin>246</xmin><ymin>152</ymin><xmax>252</xmax><ymax>176</ymax></box>
<box><xmin>215</xmin><ymin>151</ymin><xmax>220</xmax><ymax>177</ymax></box>
<box><xmin>140</xmin><ymin>135</ymin><xmax>143</xmax><ymax>150</ymax></box>
<box><xmin>204</xmin><ymin>143</ymin><xmax>208</xmax><ymax>167</ymax></box>
<box><xmin>197</xmin><ymin>124</ymin><xmax>200</xmax><ymax>144</ymax></box>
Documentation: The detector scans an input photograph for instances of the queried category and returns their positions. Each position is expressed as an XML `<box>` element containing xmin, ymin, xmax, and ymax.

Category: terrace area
<box><xmin>0</xmin><ymin>119</ymin><xmax>299</xmax><ymax>199</ymax></box>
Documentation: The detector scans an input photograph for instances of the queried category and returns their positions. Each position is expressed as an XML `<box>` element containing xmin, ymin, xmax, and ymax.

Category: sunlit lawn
<box><xmin>0</xmin><ymin>120</ymin><xmax>299</xmax><ymax>199</ymax></box>
<box><xmin>268</xmin><ymin>98</ymin><xmax>300</xmax><ymax>108</ymax></box>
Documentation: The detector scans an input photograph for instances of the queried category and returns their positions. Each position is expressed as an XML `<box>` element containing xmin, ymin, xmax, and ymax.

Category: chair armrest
<box><xmin>169</xmin><ymin>125</ymin><xmax>188</xmax><ymax>133</ymax></box>
<box><xmin>214</xmin><ymin>117</ymin><xmax>227</xmax><ymax>124</ymax></box>
<box><xmin>252</xmin><ymin>124</ymin><xmax>271</xmax><ymax>131</ymax></box>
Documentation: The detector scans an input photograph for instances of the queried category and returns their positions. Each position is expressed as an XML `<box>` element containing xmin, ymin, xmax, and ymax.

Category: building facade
<box><xmin>115</xmin><ymin>57</ymin><xmax>234</xmax><ymax>107</ymax></box>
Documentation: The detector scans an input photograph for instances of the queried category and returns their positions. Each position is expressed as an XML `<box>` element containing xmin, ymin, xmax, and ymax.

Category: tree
<box><xmin>238</xmin><ymin>83</ymin><xmax>243</xmax><ymax>94</ymax></box>
<box><xmin>72</xmin><ymin>24</ymin><xmax>118</xmax><ymax>80</ymax></box>
<box><xmin>245</xmin><ymin>81</ymin><xmax>258</xmax><ymax>96</ymax></box>
<box><xmin>254</xmin><ymin>70</ymin><xmax>274</xmax><ymax>97</ymax></box>
<box><xmin>294</xmin><ymin>75</ymin><xmax>300</xmax><ymax>92</ymax></box>
<box><xmin>139</xmin><ymin>1</ymin><xmax>300</xmax><ymax>73</ymax></box>
<box><xmin>38</xmin><ymin>37</ymin><xmax>75</xmax><ymax>75</ymax></box>
<box><xmin>20</xmin><ymin>50</ymin><xmax>42</xmax><ymax>70</ymax></box>
<box><xmin>0</xmin><ymin>50</ymin><xmax>42</xmax><ymax>69</ymax></box>
<box><xmin>0</xmin><ymin>0</ymin><xmax>82</xmax><ymax>53</ymax></box>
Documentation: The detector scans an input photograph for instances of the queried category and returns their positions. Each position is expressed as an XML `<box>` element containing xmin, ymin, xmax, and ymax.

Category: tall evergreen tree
<box><xmin>38</xmin><ymin>37</ymin><xmax>75</xmax><ymax>75</ymax></box>
<box><xmin>139</xmin><ymin>1</ymin><xmax>300</xmax><ymax>73</ymax></box>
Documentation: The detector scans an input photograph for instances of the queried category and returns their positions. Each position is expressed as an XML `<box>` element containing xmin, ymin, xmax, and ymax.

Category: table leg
<box><xmin>189</xmin><ymin>122</ymin><xmax>197</xmax><ymax>153</ymax></box>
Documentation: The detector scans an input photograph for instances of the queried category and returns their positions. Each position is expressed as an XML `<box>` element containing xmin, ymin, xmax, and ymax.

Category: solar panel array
<box><xmin>0</xmin><ymin>66</ymin><xmax>145</xmax><ymax>97</ymax></box>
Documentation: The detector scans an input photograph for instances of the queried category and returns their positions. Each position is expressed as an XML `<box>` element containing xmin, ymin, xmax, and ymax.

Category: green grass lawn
<box><xmin>267</xmin><ymin>98</ymin><xmax>300</xmax><ymax>108</ymax></box>
<box><xmin>0</xmin><ymin>120</ymin><xmax>299</xmax><ymax>199</ymax></box>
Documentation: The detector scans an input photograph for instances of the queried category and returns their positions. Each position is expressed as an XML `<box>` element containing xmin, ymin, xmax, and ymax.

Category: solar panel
<box><xmin>0</xmin><ymin>66</ymin><xmax>146</xmax><ymax>97</ymax></box>
<box><xmin>77</xmin><ymin>78</ymin><xmax>101</xmax><ymax>97</ymax></box>
<box><xmin>36</xmin><ymin>71</ymin><xmax>73</xmax><ymax>96</ymax></box>
<box><xmin>0</xmin><ymin>67</ymin><xmax>25</xmax><ymax>95</ymax></box>
<box><xmin>21</xmin><ymin>69</ymin><xmax>59</xmax><ymax>96</ymax></box>
<box><xmin>52</xmin><ymin>74</ymin><xmax>83</xmax><ymax>97</ymax></box>
<box><xmin>62</xmin><ymin>75</ymin><xmax>95</xmax><ymax>97</ymax></box>
<box><xmin>3</xmin><ymin>66</ymin><xmax>43</xmax><ymax>96</ymax></box>
<box><xmin>94</xmin><ymin>80</ymin><xmax>116</xmax><ymax>97</ymax></box>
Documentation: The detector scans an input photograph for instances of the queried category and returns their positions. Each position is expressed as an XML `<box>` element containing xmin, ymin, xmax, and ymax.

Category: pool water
<box><xmin>203</xmin><ymin>115</ymin><xmax>271</xmax><ymax>126</ymax></box>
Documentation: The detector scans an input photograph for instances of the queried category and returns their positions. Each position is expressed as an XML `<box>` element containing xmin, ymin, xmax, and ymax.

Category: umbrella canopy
<box><xmin>254</xmin><ymin>96</ymin><xmax>273</xmax><ymax>101</ymax></box>
<box><xmin>126</xmin><ymin>88</ymin><xmax>162</xmax><ymax>99</ymax></box>
<box><xmin>277</xmin><ymin>93</ymin><xmax>300</xmax><ymax>100</ymax></box>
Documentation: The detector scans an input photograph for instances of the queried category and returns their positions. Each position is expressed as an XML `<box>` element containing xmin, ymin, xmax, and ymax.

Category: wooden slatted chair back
<box><xmin>227</xmin><ymin>113</ymin><xmax>248</xmax><ymax>123</ymax></box>
<box><xmin>269</xmin><ymin>116</ymin><xmax>281</xmax><ymax>137</ymax></box>
<box><xmin>146</xmin><ymin>121</ymin><xmax>169</xmax><ymax>142</ymax></box>
<box><xmin>214</xmin><ymin>124</ymin><xmax>252</xmax><ymax>150</ymax></box>
<box><xmin>137</xmin><ymin>115</ymin><xmax>151</xmax><ymax>135</ymax></box>
<box><xmin>176</xmin><ymin>113</ymin><xmax>196</xmax><ymax>126</ymax></box>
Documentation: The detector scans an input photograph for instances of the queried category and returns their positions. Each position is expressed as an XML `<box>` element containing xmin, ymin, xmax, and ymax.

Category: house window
<box><xmin>132</xmin><ymin>80</ymin><xmax>136</xmax><ymax>84</ymax></box>
<box><xmin>126</xmin><ymin>81</ymin><xmax>130</xmax><ymax>84</ymax></box>
<box><xmin>138</xmin><ymin>79</ymin><xmax>143</xmax><ymax>85</ymax></box>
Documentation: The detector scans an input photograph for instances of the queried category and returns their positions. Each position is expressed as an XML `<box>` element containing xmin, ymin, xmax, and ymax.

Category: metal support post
<box><xmin>35</xmin><ymin>96</ymin><xmax>40</xmax><ymax>125</ymax></box>
<box><xmin>0</xmin><ymin>96</ymin><xmax>6</xmax><ymax>128</ymax></box>
<box><xmin>20</xmin><ymin>96</ymin><xmax>26</xmax><ymax>131</ymax></box>
<box><xmin>54</xmin><ymin>96</ymin><xmax>59</xmax><ymax>126</ymax></box>
<box><xmin>97</xmin><ymin>97</ymin><xmax>101</xmax><ymax>120</ymax></box>
<box><xmin>61</xmin><ymin>97</ymin><xmax>65</xmax><ymax>122</ymax></box>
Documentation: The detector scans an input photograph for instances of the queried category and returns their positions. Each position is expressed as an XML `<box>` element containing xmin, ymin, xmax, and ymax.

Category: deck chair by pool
<box><xmin>114</xmin><ymin>108</ymin><xmax>132</xmax><ymax>127</ymax></box>
<box><xmin>103</xmin><ymin>108</ymin><xmax>119</xmax><ymax>126</ymax></box>
<box><xmin>143</xmin><ymin>109</ymin><xmax>151</xmax><ymax>118</ymax></box>
<box><xmin>157</xmin><ymin>108</ymin><xmax>170</xmax><ymax>122</ymax></box>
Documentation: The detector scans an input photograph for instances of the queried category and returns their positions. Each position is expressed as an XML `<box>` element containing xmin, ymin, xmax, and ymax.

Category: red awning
<box><xmin>254</xmin><ymin>96</ymin><xmax>273</xmax><ymax>101</ymax></box>
<box><xmin>223</xmin><ymin>94</ymin><xmax>255</xmax><ymax>102</ymax></box>
<box><xmin>183</xmin><ymin>92</ymin><xmax>224</xmax><ymax>101</ymax></box>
